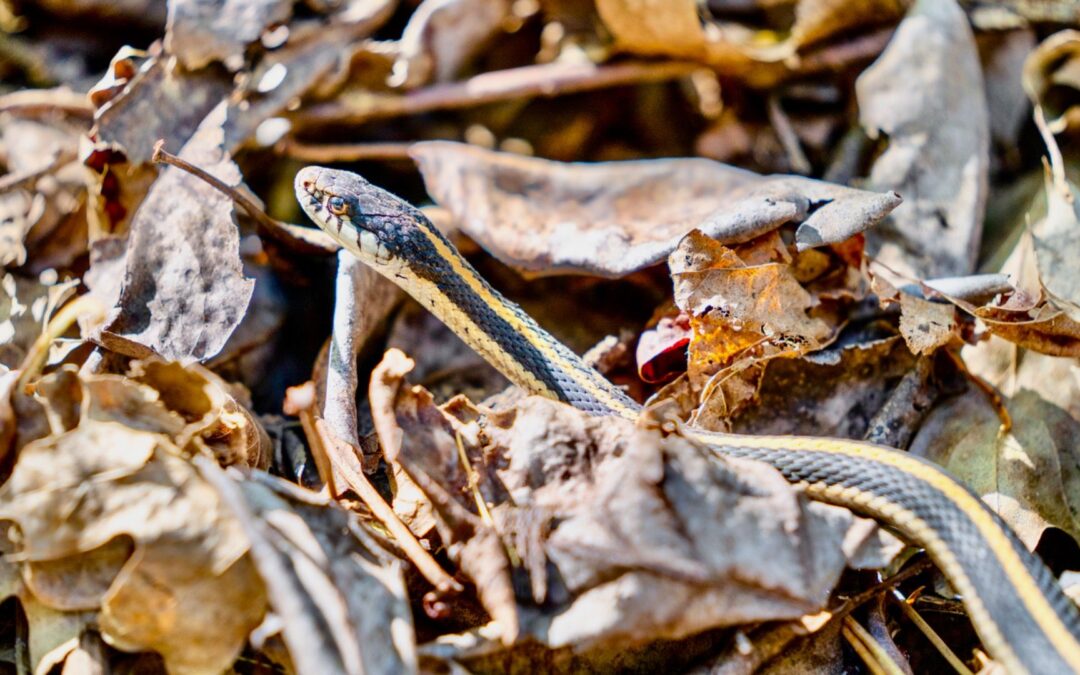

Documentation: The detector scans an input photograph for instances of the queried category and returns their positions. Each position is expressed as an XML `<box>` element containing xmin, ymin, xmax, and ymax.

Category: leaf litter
<box><xmin>3</xmin><ymin>1</ymin><xmax>1080</xmax><ymax>673</ymax></box>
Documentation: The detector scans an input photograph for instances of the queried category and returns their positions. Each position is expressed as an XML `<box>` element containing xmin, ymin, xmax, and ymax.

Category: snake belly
<box><xmin>296</xmin><ymin>165</ymin><xmax>1080</xmax><ymax>675</ymax></box>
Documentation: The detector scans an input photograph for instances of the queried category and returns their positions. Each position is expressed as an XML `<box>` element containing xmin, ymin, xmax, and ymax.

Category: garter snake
<box><xmin>296</xmin><ymin>166</ymin><xmax>1080</xmax><ymax>674</ymax></box>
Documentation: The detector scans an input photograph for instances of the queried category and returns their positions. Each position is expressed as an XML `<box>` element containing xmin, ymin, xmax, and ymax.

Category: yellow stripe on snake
<box><xmin>297</xmin><ymin>166</ymin><xmax>1080</xmax><ymax>675</ymax></box>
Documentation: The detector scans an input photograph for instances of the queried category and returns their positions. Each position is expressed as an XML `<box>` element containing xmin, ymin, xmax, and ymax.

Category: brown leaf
<box><xmin>670</xmin><ymin>231</ymin><xmax>832</xmax><ymax>419</ymax></box>
<box><xmin>165</xmin><ymin>0</ymin><xmax>294</xmax><ymax>71</ymax></box>
<box><xmin>200</xmin><ymin>464</ymin><xmax>417</xmax><ymax>675</ymax></box>
<box><xmin>897</xmin><ymin>293</ymin><xmax>958</xmax><ymax>355</ymax></box>
<box><xmin>95</xmin><ymin>103</ymin><xmax>255</xmax><ymax>363</ymax></box>
<box><xmin>369</xmin><ymin>349</ymin><xmax>519</xmax><ymax>644</ymax></box>
<box><xmin>0</xmin><ymin>418</ymin><xmax>266</xmax><ymax>674</ymax></box>
<box><xmin>485</xmin><ymin>397</ymin><xmax>900</xmax><ymax>648</ymax></box>
<box><xmin>393</xmin><ymin>0</ymin><xmax>512</xmax><ymax>88</ymax></box>
<box><xmin>857</xmin><ymin>0</ymin><xmax>989</xmax><ymax>278</ymax></box>
<box><xmin>1021</xmin><ymin>29</ymin><xmax>1080</xmax><ymax>132</ymax></box>
<box><xmin>595</xmin><ymin>0</ymin><xmax>705</xmax><ymax>59</ymax></box>
<box><xmin>91</xmin><ymin>55</ymin><xmax>231</xmax><ymax>167</ymax></box>
<box><xmin>911</xmin><ymin>388</ymin><xmax>1080</xmax><ymax>550</ymax></box>
<box><xmin>411</xmin><ymin>141</ymin><xmax>899</xmax><ymax>277</ymax></box>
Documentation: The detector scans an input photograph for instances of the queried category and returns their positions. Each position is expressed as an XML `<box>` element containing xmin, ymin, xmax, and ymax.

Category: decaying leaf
<box><xmin>871</xmin><ymin>275</ymin><xmax>960</xmax><ymax>356</ymax></box>
<box><xmin>670</xmin><ymin>230</ymin><xmax>834</xmax><ymax>423</ymax></box>
<box><xmin>201</xmin><ymin>464</ymin><xmax>417</xmax><ymax>675</ymax></box>
<box><xmin>369</xmin><ymin>349</ymin><xmax>899</xmax><ymax>654</ymax></box>
<box><xmin>393</xmin><ymin>0</ymin><xmax>512</xmax><ymax>88</ymax></box>
<box><xmin>165</xmin><ymin>0</ymin><xmax>294</xmax><ymax>71</ymax></box>
<box><xmin>411</xmin><ymin>141</ymin><xmax>899</xmax><ymax>277</ymax></box>
<box><xmin>0</xmin><ymin>416</ymin><xmax>266</xmax><ymax>674</ymax></box>
<box><xmin>912</xmin><ymin>387</ymin><xmax>1080</xmax><ymax>551</ymax></box>
<box><xmin>857</xmin><ymin>0</ymin><xmax>989</xmax><ymax>278</ymax></box>
<box><xmin>94</xmin><ymin>103</ymin><xmax>255</xmax><ymax>363</ymax></box>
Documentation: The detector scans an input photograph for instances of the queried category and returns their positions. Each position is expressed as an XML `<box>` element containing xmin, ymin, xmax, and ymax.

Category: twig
<box><xmin>17</xmin><ymin>295</ymin><xmax>104</xmax><ymax>391</ymax></box>
<box><xmin>151</xmin><ymin>140</ymin><xmax>340</xmax><ymax>256</ymax></box>
<box><xmin>275</xmin><ymin>140</ymin><xmax>416</xmax><ymax>163</ymax></box>
<box><xmin>291</xmin><ymin>60</ymin><xmax>702</xmax><ymax>128</ymax></box>
<box><xmin>314</xmin><ymin>418</ymin><xmax>464</xmax><ymax>595</ymax></box>
<box><xmin>842</xmin><ymin>615</ymin><xmax>909</xmax><ymax>675</ymax></box>
<box><xmin>892</xmin><ymin>589</ymin><xmax>974</xmax><ymax>675</ymax></box>
<box><xmin>0</xmin><ymin>88</ymin><xmax>94</xmax><ymax>122</ymax></box>
<box><xmin>707</xmin><ymin>559</ymin><xmax>932</xmax><ymax>675</ymax></box>
<box><xmin>767</xmin><ymin>94</ymin><xmax>811</xmax><ymax>175</ymax></box>
<box><xmin>0</xmin><ymin>149</ymin><xmax>77</xmax><ymax>194</ymax></box>
<box><xmin>863</xmin><ymin>356</ymin><xmax>938</xmax><ymax>449</ymax></box>
<box><xmin>842</xmin><ymin>617</ymin><xmax>891</xmax><ymax>675</ymax></box>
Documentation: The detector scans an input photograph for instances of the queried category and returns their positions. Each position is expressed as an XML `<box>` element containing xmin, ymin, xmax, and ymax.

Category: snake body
<box><xmin>296</xmin><ymin>166</ymin><xmax>1080</xmax><ymax>674</ymax></box>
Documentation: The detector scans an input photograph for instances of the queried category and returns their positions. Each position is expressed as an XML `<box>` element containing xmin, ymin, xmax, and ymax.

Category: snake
<box><xmin>296</xmin><ymin>165</ymin><xmax>1080</xmax><ymax>674</ymax></box>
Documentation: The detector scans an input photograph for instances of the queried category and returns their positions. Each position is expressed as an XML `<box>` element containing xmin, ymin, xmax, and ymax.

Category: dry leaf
<box><xmin>95</xmin><ymin>103</ymin><xmax>255</xmax><ymax>363</ymax></box>
<box><xmin>725</xmin><ymin>334</ymin><xmax>918</xmax><ymax>438</ymax></box>
<box><xmin>91</xmin><ymin>55</ymin><xmax>231</xmax><ymax>167</ymax></box>
<box><xmin>369</xmin><ymin>349</ymin><xmax>519</xmax><ymax>644</ymax></box>
<box><xmin>411</xmin><ymin>141</ymin><xmax>899</xmax><ymax>277</ymax></box>
<box><xmin>857</xmin><ymin>0</ymin><xmax>989</xmax><ymax>278</ymax></box>
<box><xmin>393</xmin><ymin>0</ymin><xmax>511</xmax><ymax>88</ymax></box>
<box><xmin>595</xmin><ymin>0</ymin><xmax>705</xmax><ymax>58</ymax></box>
<box><xmin>1021</xmin><ymin>29</ymin><xmax>1080</xmax><ymax>132</ymax></box>
<box><xmin>669</xmin><ymin>230</ymin><xmax>832</xmax><ymax>421</ymax></box>
<box><xmin>0</xmin><ymin>272</ymin><xmax>78</xmax><ymax>369</ymax></box>
<box><xmin>201</xmin><ymin>464</ymin><xmax>418</xmax><ymax>675</ymax></box>
<box><xmin>0</xmin><ymin>417</ymin><xmax>266</xmax><ymax>674</ymax></box>
<box><xmin>165</xmin><ymin>0</ymin><xmax>294</xmax><ymax>71</ymax></box>
<box><xmin>370</xmin><ymin>350</ymin><xmax>899</xmax><ymax>655</ymax></box>
<box><xmin>911</xmin><ymin>387</ymin><xmax>1080</xmax><ymax>551</ymax></box>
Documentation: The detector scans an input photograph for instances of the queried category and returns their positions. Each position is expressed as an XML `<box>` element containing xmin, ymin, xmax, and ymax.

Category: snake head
<box><xmin>295</xmin><ymin>166</ymin><xmax>426</xmax><ymax>267</ymax></box>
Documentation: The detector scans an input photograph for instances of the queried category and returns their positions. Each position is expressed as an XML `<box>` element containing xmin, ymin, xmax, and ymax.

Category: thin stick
<box><xmin>709</xmin><ymin>559</ymin><xmax>932</xmax><ymax>675</ymax></box>
<box><xmin>315</xmin><ymin>418</ymin><xmax>463</xmax><ymax>594</ymax></box>
<box><xmin>17</xmin><ymin>295</ymin><xmax>104</xmax><ymax>391</ymax></box>
<box><xmin>842</xmin><ymin>616</ymin><xmax>909</xmax><ymax>675</ymax></box>
<box><xmin>843</xmin><ymin>620</ymin><xmax>890</xmax><ymax>675</ymax></box>
<box><xmin>151</xmin><ymin>140</ymin><xmax>339</xmax><ymax>256</ymax></box>
<box><xmin>0</xmin><ymin>149</ymin><xmax>77</xmax><ymax>194</ymax></box>
<box><xmin>275</xmin><ymin>140</ymin><xmax>415</xmax><ymax>163</ymax></box>
<box><xmin>292</xmin><ymin>60</ymin><xmax>702</xmax><ymax>127</ymax></box>
<box><xmin>892</xmin><ymin>589</ymin><xmax>974</xmax><ymax>675</ymax></box>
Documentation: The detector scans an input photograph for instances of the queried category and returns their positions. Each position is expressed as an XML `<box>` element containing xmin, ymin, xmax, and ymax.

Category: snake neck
<box><xmin>389</xmin><ymin>224</ymin><xmax>640</xmax><ymax>418</ymax></box>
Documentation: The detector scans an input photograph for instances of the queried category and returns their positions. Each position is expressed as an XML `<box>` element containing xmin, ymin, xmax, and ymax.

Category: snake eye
<box><xmin>327</xmin><ymin>196</ymin><xmax>350</xmax><ymax>217</ymax></box>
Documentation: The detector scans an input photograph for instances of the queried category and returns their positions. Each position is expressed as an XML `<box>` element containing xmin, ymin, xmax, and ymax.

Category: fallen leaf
<box><xmin>200</xmin><ymin>463</ymin><xmax>418</xmax><ymax>675</ymax></box>
<box><xmin>635</xmin><ymin>310</ymin><xmax>691</xmax><ymax>384</ymax></box>
<box><xmin>370</xmin><ymin>350</ymin><xmax>899</xmax><ymax>655</ymax></box>
<box><xmin>165</xmin><ymin>0</ymin><xmax>294</xmax><ymax>71</ymax></box>
<box><xmin>0</xmin><ymin>272</ymin><xmax>78</xmax><ymax>369</ymax></box>
<box><xmin>669</xmin><ymin>230</ymin><xmax>833</xmax><ymax>421</ymax></box>
<box><xmin>1021</xmin><ymin>29</ymin><xmax>1080</xmax><ymax>133</ymax></box>
<box><xmin>856</xmin><ymin>0</ymin><xmax>989</xmax><ymax>278</ymax></box>
<box><xmin>95</xmin><ymin>102</ymin><xmax>255</xmax><ymax>363</ymax></box>
<box><xmin>411</xmin><ymin>141</ymin><xmax>899</xmax><ymax>277</ymax></box>
<box><xmin>911</xmin><ymin>387</ymin><xmax>1080</xmax><ymax>551</ymax></box>
<box><xmin>0</xmin><ymin>417</ymin><xmax>267</xmax><ymax>674</ymax></box>
<box><xmin>91</xmin><ymin>54</ymin><xmax>231</xmax><ymax>167</ymax></box>
<box><xmin>724</xmin><ymin>333</ymin><xmax>919</xmax><ymax>439</ymax></box>
<box><xmin>594</xmin><ymin>0</ymin><xmax>704</xmax><ymax>59</ymax></box>
<box><xmin>894</xmin><ymin>289</ymin><xmax>959</xmax><ymax>356</ymax></box>
<box><xmin>320</xmin><ymin>253</ymin><xmax>402</xmax><ymax>474</ymax></box>
<box><xmin>393</xmin><ymin>0</ymin><xmax>512</xmax><ymax>88</ymax></box>
<box><xmin>369</xmin><ymin>349</ymin><xmax>519</xmax><ymax>644</ymax></box>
